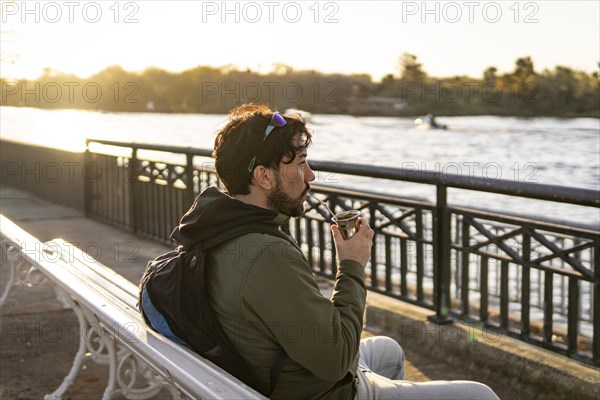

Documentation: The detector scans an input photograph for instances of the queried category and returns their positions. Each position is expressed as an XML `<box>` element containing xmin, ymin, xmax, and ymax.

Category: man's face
<box><xmin>266</xmin><ymin>135</ymin><xmax>315</xmax><ymax>217</ymax></box>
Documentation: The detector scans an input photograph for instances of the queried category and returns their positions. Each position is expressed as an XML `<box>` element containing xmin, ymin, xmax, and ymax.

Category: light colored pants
<box><xmin>355</xmin><ymin>336</ymin><xmax>500</xmax><ymax>400</ymax></box>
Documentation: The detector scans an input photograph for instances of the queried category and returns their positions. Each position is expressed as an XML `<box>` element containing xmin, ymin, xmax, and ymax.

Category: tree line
<box><xmin>1</xmin><ymin>54</ymin><xmax>598</xmax><ymax>117</ymax></box>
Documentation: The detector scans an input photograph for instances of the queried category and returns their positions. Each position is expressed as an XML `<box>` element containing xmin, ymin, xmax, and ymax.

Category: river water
<box><xmin>1</xmin><ymin>106</ymin><xmax>598</xmax><ymax>227</ymax></box>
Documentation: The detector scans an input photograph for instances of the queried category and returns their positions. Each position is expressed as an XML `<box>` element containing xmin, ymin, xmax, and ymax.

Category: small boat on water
<box><xmin>414</xmin><ymin>114</ymin><xmax>448</xmax><ymax>130</ymax></box>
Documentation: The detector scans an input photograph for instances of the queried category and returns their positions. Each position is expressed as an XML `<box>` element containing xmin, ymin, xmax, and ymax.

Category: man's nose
<box><xmin>305</xmin><ymin>163</ymin><xmax>316</xmax><ymax>183</ymax></box>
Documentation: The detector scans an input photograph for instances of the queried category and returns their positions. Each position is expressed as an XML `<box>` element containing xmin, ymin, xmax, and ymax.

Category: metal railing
<box><xmin>84</xmin><ymin>139</ymin><xmax>600</xmax><ymax>366</ymax></box>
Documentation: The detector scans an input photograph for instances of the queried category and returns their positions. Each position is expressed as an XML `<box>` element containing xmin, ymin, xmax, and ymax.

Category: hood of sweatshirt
<box><xmin>171</xmin><ymin>186</ymin><xmax>284</xmax><ymax>250</ymax></box>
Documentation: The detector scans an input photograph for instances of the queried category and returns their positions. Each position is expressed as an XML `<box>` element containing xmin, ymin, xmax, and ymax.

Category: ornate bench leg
<box><xmin>43</xmin><ymin>291</ymin><xmax>89</xmax><ymax>400</ymax></box>
<box><xmin>113</xmin><ymin>352</ymin><xmax>175</xmax><ymax>399</ymax></box>
<box><xmin>102</xmin><ymin>335</ymin><xmax>118</xmax><ymax>400</ymax></box>
<box><xmin>1</xmin><ymin>245</ymin><xmax>52</xmax><ymax>307</ymax></box>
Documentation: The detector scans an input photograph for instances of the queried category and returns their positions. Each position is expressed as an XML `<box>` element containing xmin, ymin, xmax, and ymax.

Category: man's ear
<box><xmin>252</xmin><ymin>165</ymin><xmax>275</xmax><ymax>191</ymax></box>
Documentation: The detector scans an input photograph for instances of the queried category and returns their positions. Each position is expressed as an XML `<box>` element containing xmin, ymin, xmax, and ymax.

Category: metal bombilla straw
<box><xmin>307</xmin><ymin>194</ymin><xmax>335</xmax><ymax>221</ymax></box>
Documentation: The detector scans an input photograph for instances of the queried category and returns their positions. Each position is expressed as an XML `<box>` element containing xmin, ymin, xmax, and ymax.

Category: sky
<box><xmin>1</xmin><ymin>0</ymin><xmax>599</xmax><ymax>82</ymax></box>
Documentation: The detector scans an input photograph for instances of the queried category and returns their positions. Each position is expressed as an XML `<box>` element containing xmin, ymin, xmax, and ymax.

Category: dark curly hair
<box><xmin>213</xmin><ymin>104</ymin><xmax>312</xmax><ymax>195</ymax></box>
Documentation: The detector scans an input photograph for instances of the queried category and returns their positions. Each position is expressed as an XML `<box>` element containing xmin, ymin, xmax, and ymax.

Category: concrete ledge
<box><xmin>0</xmin><ymin>139</ymin><xmax>85</xmax><ymax>211</ymax></box>
<box><xmin>364</xmin><ymin>290</ymin><xmax>599</xmax><ymax>400</ymax></box>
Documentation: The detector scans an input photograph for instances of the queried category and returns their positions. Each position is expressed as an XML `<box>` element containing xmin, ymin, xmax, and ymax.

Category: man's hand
<box><xmin>331</xmin><ymin>217</ymin><xmax>374</xmax><ymax>268</ymax></box>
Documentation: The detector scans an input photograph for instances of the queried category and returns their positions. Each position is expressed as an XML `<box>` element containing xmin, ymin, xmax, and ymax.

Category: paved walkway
<box><xmin>0</xmin><ymin>185</ymin><xmax>556</xmax><ymax>399</ymax></box>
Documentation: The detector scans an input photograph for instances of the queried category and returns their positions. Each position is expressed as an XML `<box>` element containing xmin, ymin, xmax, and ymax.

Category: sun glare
<box><xmin>30</xmin><ymin>109</ymin><xmax>98</xmax><ymax>152</ymax></box>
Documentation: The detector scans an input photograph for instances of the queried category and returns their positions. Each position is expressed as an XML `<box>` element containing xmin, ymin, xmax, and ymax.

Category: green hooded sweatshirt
<box><xmin>172</xmin><ymin>187</ymin><xmax>366</xmax><ymax>399</ymax></box>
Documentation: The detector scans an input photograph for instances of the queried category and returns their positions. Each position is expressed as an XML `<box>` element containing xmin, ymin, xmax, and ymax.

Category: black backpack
<box><xmin>138</xmin><ymin>223</ymin><xmax>298</xmax><ymax>397</ymax></box>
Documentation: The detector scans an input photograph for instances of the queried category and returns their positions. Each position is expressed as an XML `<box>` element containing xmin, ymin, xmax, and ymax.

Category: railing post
<box><xmin>369</xmin><ymin>204</ymin><xmax>378</xmax><ymax>288</ymax></box>
<box><xmin>84</xmin><ymin>139</ymin><xmax>92</xmax><ymax>218</ymax></box>
<box><xmin>460</xmin><ymin>217</ymin><xmax>470</xmax><ymax>316</ymax></box>
<box><xmin>594</xmin><ymin>242</ymin><xmax>599</xmax><ymax>367</ymax></box>
<box><xmin>185</xmin><ymin>153</ymin><xmax>195</xmax><ymax>207</ymax></box>
<box><xmin>428</xmin><ymin>184</ymin><xmax>453</xmax><ymax>324</ymax></box>
<box><xmin>129</xmin><ymin>146</ymin><xmax>139</xmax><ymax>234</ymax></box>
<box><xmin>415</xmin><ymin>209</ymin><xmax>424</xmax><ymax>301</ymax></box>
<box><xmin>521</xmin><ymin>233</ymin><xmax>531</xmax><ymax>337</ymax></box>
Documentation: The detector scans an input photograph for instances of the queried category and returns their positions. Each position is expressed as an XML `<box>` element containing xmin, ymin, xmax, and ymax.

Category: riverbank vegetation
<box><xmin>1</xmin><ymin>54</ymin><xmax>598</xmax><ymax>117</ymax></box>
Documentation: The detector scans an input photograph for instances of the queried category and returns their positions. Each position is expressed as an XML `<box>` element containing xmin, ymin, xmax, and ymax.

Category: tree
<box><xmin>483</xmin><ymin>67</ymin><xmax>498</xmax><ymax>83</ymax></box>
<box><xmin>398</xmin><ymin>53</ymin><xmax>426</xmax><ymax>83</ymax></box>
<box><xmin>513</xmin><ymin>57</ymin><xmax>536</xmax><ymax>82</ymax></box>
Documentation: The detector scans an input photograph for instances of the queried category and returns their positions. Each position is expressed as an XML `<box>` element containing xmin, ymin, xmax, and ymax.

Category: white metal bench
<box><xmin>0</xmin><ymin>214</ymin><xmax>267</xmax><ymax>400</ymax></box>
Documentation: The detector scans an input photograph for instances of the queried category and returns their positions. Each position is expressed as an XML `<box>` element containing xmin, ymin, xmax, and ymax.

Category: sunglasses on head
<box><xmin>247</xmin><ymin>112</ymin><xmax>287</xmax><ymax>173</ymax></box>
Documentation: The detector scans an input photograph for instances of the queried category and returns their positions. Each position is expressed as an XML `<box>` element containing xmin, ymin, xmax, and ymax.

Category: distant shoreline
<box><xmin>1</xmin><ymin>104</ymin><xmax>598</xmax><ymax>119</ymax></box>
<box><xmin>3</xmin><ymin>56</ymin><xmax>598</xmax><ymax>119</ymax></box>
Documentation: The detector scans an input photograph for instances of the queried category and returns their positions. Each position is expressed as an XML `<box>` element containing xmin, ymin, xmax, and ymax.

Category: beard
<box><xmin>267</xmin><ymin>175</ymin><xmax>309</xmax><ymax>218</ymax></box>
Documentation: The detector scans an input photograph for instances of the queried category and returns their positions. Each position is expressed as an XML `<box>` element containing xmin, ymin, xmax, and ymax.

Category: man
<box><xmin>144</xmin><ymin>104</ymin><xmax>499</xmax><ymax>399</ymax></box>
